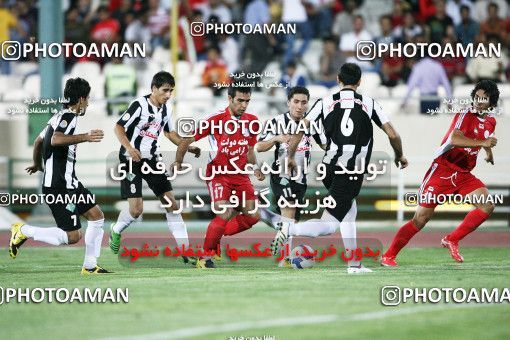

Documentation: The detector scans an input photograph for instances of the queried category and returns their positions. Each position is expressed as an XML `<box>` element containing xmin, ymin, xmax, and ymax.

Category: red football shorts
<box><xmin>418</xmin><ymin>162</ymin><xmax>485</xmax><ymax>208</ymax></box>
<box><xmin>207</xmin><ymin>175</ymin><xmax>257</xmax><ymax>204</ymax></box>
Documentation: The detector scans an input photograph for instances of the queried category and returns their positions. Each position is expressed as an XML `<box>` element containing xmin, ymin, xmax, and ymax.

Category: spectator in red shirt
<box><xmin>90</xmin><ymin>6</ymin><xmax>121</xmax><ymax>64</ymax></box>
<box><xmin>438</xmin><ymin>35</ymin><xmax>465</xmax><ymax>81</ymax></box>
<box><xmin>91</xmin><ymin>6</ymin><xmax>120</xmax><ymax>44</ymax></box>
<box><xmin>380</xmin><ymin>49</ymin><xmax>404</xmax><ymax>87</ymax></box>
<box><xmin>480</xmin><ymin>2</ymin><xmax>507</xmax><ymax>46</ymax></box>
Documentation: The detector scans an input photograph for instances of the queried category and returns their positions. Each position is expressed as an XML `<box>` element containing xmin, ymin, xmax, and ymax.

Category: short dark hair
<box><xmin>208</xmin><ymin>46</ymin><xmax>220</xmax><ymax>54</ymax></box>
<box><xmin>488</xmin><ymin>2</ymin><xmax>498</xmax><ymax>10</ymax></box>
<box><xmin>151</xmin><ymin>71</ymin><xmax>175</xmax><ymax>89</ymax></box>
<box><xmin>471</xmin><ymin>80</ymin><xmax>500</xmax><ymax>107</ymax></box>
<box><xmin>63</xmin><ymin>77</ymin><xmax>91</xmax><ymax>108</ymax></box>
<box><xmin>338</xmin><ymin>63</ymin><xmax>362</xmax><ymax>86</ymax></box>
<box><xmin>97</xmin><ymin>5</ymin><xmax>109</xmax><ymax>14</ymax></box>
<box><xmin>228</xmin><ymin>85</ymin><xmax>252</xmax><ymax>98</ymax></box>
<box><xmin>286</xmin><ymin>60</ymin><xmax>297</xmax><ymax>69</ymax></box>
<box><xmin>322</xmin><ymin>35</ymin><xmax>336</xmax><ymax>44</ymax></box>
<box><xmin>380</xmin><ymin>14</ymin><xmax>391</xmax><ymax>22</ymax></box>
<box><xmin>287</xmin><ymin>86</ymin><xmax>309</xmax><ymax>101</ymax></box>
<box><xmin>460</xmin><ymin>4</ymin><xmax>470</xmax><ymax>12</ymax></box>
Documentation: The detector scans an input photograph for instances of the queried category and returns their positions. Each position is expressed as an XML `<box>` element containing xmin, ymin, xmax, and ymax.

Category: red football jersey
<box><xmin>434</xmin><ymin>108</ymin><xmax>496</xmax><ymax>172</ymax></box>
<box><xmin>194</xmin><ymin>106</ymin><xmax>259</xmax><ymax>181</ymax></box>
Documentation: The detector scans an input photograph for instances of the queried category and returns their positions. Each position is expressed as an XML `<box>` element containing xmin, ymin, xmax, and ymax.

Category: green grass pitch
<box><xmin>1</xmin><ymin>247</ymin><xmax>510</xmax><ymax>339</ymax></box>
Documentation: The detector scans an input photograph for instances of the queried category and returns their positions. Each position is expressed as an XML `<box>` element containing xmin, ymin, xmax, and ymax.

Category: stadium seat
<box><xmin>362</xmin><ymin>72</ymin><xmax>381</xmax><ymax>87</ymax></box>
<box><xmin>377</xmin><ymin>98</ymin><xmax>399</xmax><ymax>116</ymax></box>
<box><xmin>247</xmin><ymin>91</ymin><xmax>269</xmax><ymax>117</ymax></box>
<box><xmin>307</xmin><ymin>84</ymin><xmax>329</xmax><ymax>100</ymax></box>
<box><xmin>23</xmin><ymin>74</ymin><xmax>40</xmax><ymax>98</ymax></box>
<box><xmin>70</xmin><ymin>61</ymin><xmax>101</xmax><ymax>78</ymax></box>
<box><xmin>391</xmin><ymin>84</ymin><xmax>418</xmax><ymax>99</ymax></box>
<box><xmin>137</xmin><ymin>62</ymin><xmax>161</xmax><ymax>89</ymax></box>
<box><xmin>438</xmin><ymin>85</ymin><xmax>447</xmax><ymax>98</ymax></box>
<box><xmin>63</xmin><ymin>72</ymin><xmax>104</xmax><ymax>100</ymax></box>
<box><xmin>301</xmin><ymin>39</ymin><xmax>322</xmax><ymax>75</ymax></box>
<box><xmin>10</xmin><ymin>62</ymin><xmax>38</xmax><ymax>77</ymax></box>
<box><xmin>87</xmin><ymin>74</ymin><xmax>105</xmax><ymax>100</ymax></box>
<box><xmin>5</xmin><ymin>88</ymin><xmax>27</xmax><ymax>102</ymax></box>
<box><xmin>261</xmin><ymin>61</ymin><xmax>283</xmax><ymax>92</ymax></box>
<box><xmin>86</xmin><ymin>100</ymin><xmax>107</xmax><ymax>116</ymax></box>
<box><xmin>152</xmin><ymin>46</ymin><xmax>171</xmax><ymax>67</ymax></box>
<box><xmin>496</xmin><ymin>84</ymin><xmax>510</xmax><ymax>108</ymax></box>
<box><xmin>181</xmin><ymin>86</ymin><xmax>213</xmax><ymax>100</ymax></box>
<box><xmin>165</xmin><ymin>61</ymin><xmax>192</xmax><ymax>94</ymax></box>
<box><xmin>453</xmin><ymin>84</ymin><xmax>474</xmax><ymax>99</ymax></box>
<box><xmin>0</xmin><ymin>74</ymin><xmax>23</xmax><ymax>99</ymax></box>
<box><xmin>176</xmin><ymin>87</ymin><xmax>214</xmax><ymax>118</ymax></box>
<box><xmin>186</xmin><ymin>60</ymin><xmax>207</xmax><ymax>90</ymax></box>
<box><xmin>371</xmin><ymin>86</ymin><xmax>390</xmax><ymax>99</ymax></box>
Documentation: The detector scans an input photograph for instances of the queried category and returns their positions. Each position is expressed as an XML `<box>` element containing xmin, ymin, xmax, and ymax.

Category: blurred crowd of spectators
<box><xmin>1</xmin><ymin>0</ymin><xmax>509</xmax><ymax>97</ymax></box>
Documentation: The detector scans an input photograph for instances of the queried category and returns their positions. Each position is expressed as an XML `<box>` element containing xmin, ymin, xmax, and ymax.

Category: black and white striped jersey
<box><xmin>39</xmin><ymin>109</ymin><xmax>80</xmax><ymax>189</ymax></box>
<box><xmin>116</xmin><ymin>95</ymin><xmax>174</xmax><ymax>160</ymax></box>
<box><xmin>258</xmin><ymin>112</ymin><xmax>327</xmax><ymax>185</ymax></box>
<box><xmin>306</xmin><ymin>89</ymin><xmax>389</xmax><ymax>171</ymax></box>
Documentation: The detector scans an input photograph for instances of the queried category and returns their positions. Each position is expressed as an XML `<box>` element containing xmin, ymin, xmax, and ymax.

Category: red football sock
<box><xmin>203</xmin><ymin>216</ymin><xmax>228</xmax><ymax>253</ymax></box>
<box><xmin>384</xmin><ymin>220</ymin><xmax>420</xmax><ymax>258</ymax></box>
<box><xmin>447</xmin><ymin>208</ymin><xmax>489</xmax><ymax>243</ymax></box>
<box><xmin>224</xmin><ymin>214</ymin><xmax>259</xmax><ymax>236</ymax></box>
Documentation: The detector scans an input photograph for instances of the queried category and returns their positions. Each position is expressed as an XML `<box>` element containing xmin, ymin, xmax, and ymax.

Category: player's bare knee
<box><xmin>130</xmin><ymin>207</ymin><xmax>143</xmax><ymax>218</ymax></box>
<box><xmin>247</xmin><ymin>211</ymin><xmax>260</xmax><ymax>221</ymax></box>
<box><xmin>412</xmin><ymin>215</ymin><xmax>429</xmax><ymax>229</ymax></box>
<box><xmin>67</xmin><ymin>230</ymin><xmax>81</xmax><ymax>244</ymax></box>
<box><xmin>480</xmin><ymin>203</ymin><xmax>495</xmax><ymax>215</ymax></box>
<box><xmin>96</xmin><ymin>209</ymin><xmax>104</xmax><ymax>220</ymax></box>
<box><xmin>87</xmin><ymin>207</ymin><xmax>104</xmax><ymax>221</ymax></box>
<box><xmin>163</xmin><ymin>200</ymin><xmax>178</xmax><ymax>213</ymax></box>
<box><xmin>218</xmin><ymin>211</ymin><xmax>232</xmax><ymax>220</ymax></box>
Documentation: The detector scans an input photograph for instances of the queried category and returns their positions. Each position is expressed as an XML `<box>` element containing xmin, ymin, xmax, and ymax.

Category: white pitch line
<box><xmin>103</xmin><ymin>303</ymin><xmax>499</xmax><ymax>340</ymax></box>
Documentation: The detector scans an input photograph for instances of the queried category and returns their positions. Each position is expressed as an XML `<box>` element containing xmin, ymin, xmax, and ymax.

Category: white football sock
<box><xmin>340</xmin><ymin>201</ymin><xmax>359</xmax><ymax>267</ymax></box>
<box><xmin>259</xmin><ymin>207</ymin><xmax>291</xmax><ymax>228</ymax></box>
<box><xmin>289</xmin><ymin>210</ymin><xmax>339</xmax><ymax>237</ymax></box>
<box><xmin>83</xmin><ymin>219</ymin><xmax>104</xmax><ymax>269</ymax></box>
<box><xmin>21</xmin><ymin>225</ymin><xmax>68</xmax><ymax>245</ymax></box>
<box><xmin>112</xmin><ymin>209</ymin><xmax>136</xmax><ymax>233</ymax></box>
<box><xmin>166</xmin><ymin>212</ymin><xmax>189</xmax><ymax>248</ymax></box>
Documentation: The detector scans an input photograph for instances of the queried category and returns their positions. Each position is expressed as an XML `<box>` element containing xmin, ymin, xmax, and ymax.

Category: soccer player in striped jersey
<box><xmin>273</xmin><ymin>63</ymin><xmax>408</xmax><ymax>274</ymax></box>
<box><xmin>10</xmin><ymin>77</ymin><xmax>111</xmax><ymax>274</ymax></box>
<box><xmin>256</xmin><ymin>86</ymin><xmax>327</xmax><ymax>267</ymax></box>
<box><xmin>173</xmin><ymin>86</ymin><xmax>264</xmax><ymax>268</ymax></box>
<box><xmin>109</xmin><ymin>72</ymin><xmax>200</xmax><ymax>264</ymax></box>
<box><xmin>381</xmin><ymin>80</ymin><xmax>499</xmax><ymax>266</ymax></box>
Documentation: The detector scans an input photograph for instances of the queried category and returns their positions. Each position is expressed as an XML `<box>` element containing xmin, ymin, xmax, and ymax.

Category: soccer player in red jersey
<box><xmin>173</xmin><ymin>86</ymin><xmax>265</xmax><ymax>268</ymax></box>
<box><xmin>381</xmin><ymin>80</ymin><xmax>500</xmax><ymax>266</ymax></box>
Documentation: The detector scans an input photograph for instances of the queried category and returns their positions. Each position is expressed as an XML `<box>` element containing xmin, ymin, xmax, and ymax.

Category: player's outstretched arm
<box><xmin>451</xmin><ymin>129</ymin><xmax>497</xmax><ymax>148</ymax></box>
<box><xmin>114</xmin><ymin>124</ymin><xmax>141</xmax><ymax>161</ymax></box>
<box><xmin>25</xmin><ymin>136</ymin><xmax>44</xmax><ymax>175</ymax></box>
<box><xmin>381</xmin><ymin>122</ymin><xmax>408</xmax><ymax>169</ymax></box>
<box><xmin>483</xmin><ymin>147</ymin><xmax>495</xmax><ymax>165</ymax></box>
<box><xmin>172</xmin><ymin>137</ymin><xmax>195</xmax><ymax>170</ymax></box>
<box><xmin>164</xmin><ymin>130</ymin><xmax>201</xmax><ymax>158</ymax></box>
<box><xmin>51</xmin><ymin>130</ymin><xmax>103</xmax><ymax>147</ymax></box>
<box><xmin>248</xmin><ymin>146</ymin><xmax>264</xmax><ymax>181</ymax></box>
<box><xmin>255</xmin><ymin>135</ymin><xmax>290</xmax><ymax>152</ymax></box>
